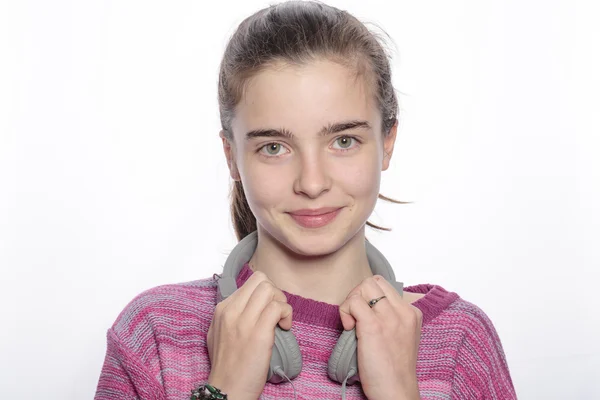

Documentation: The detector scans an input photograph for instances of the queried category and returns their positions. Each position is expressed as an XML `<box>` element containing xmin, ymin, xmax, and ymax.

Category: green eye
<box><xmin>335</xmin><ymin>136</ymin><xmax>354</xmax><ymax>149</ymax></box>
<box><xmin>265</xmin><ymin>143</ymin><xmax>282</xmax><ymax>155</ymax></box>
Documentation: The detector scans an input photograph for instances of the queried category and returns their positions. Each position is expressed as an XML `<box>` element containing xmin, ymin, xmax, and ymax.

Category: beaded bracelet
<box><xmin>190</xmin><ymin>383</ymin><xmax>228</xmax><ymax>400</ymax></box>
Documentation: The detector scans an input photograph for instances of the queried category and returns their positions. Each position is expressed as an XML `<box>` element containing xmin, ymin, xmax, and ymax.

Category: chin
<box><xmin>285</xmin><ymin>233</ymin><xmax>341</xmax><ymax>257</ymax></box>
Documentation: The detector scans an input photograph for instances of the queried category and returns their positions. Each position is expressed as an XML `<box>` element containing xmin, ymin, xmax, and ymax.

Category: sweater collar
<box><xmin>235</xmin><ymin>262</ymin><xmax>459</xmax><ymax>330</ymax></box>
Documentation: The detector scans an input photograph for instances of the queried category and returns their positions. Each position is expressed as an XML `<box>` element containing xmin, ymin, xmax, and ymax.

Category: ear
<box><xmin>220</xmin><ymin>130</ymin><xmax>241</xmax><ymax>181</ymax></box>
<box><xmin>382</xmin><ymin>119</ymin><xmax>398</xmax><ymax>171</ymax></box>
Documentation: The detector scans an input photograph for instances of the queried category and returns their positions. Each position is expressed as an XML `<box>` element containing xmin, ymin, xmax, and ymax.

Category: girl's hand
<box><xmin>339</xmin><ymin>275</ymin><xmax>422</xmax><ymax>400</ymax></box>
<box><xmin>207</xmin><ymin>271</ymin><xmax>293</xmax><ymax>400</ymax></box>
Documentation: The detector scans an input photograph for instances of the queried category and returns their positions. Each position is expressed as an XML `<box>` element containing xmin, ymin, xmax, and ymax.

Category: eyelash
<box><xmin>258</xmin><ymin>136</ymin><xmax>362</xmax><ymax>159</ymax></box>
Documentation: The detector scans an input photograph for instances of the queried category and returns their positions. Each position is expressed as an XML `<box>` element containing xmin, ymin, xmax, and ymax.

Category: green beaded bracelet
<box><xmin>190</xmin><ymin>383</ymin><xmax>228</xmax><ymax>400</ymax></box>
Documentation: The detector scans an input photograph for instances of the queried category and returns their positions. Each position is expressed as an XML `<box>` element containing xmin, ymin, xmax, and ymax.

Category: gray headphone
<box><xmin>215</xmin><ymin>230</ymin><xmax>403</xmax><ymax>386</ymax></box>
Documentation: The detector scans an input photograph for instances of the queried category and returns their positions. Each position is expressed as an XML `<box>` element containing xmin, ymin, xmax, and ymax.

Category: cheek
<box><xmin>240</xmin><ymin>160</ymin><xmax>289</xmax><ymax>212</ymax></box>
<box><xmin>332</xmin><ymin>152</ymin><xmax>381</xmax><ymax>201</ymax></box>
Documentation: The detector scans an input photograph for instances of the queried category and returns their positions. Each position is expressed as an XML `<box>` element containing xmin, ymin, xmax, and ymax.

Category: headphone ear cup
<box><xmin>328</xmin><ymin>329</ymin><xmax>360</xmax><ymax>384</ymax></box>
<box><xmin>267</xmin><ymin>326</ymin><xmax>303</xmax><ymax>383</ymax></box>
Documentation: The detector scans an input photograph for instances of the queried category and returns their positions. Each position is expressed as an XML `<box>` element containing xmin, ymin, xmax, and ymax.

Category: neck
<box><xmin>247</xmin><ymin>226</ymin><xmax>374</xmax><ymax>305</ymax></box>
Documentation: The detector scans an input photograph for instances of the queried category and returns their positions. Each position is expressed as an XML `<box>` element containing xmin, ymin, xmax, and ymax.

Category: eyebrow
<box><xmin>244</xmin><ymin>120</ymin><xmax>372</xmax><ymax>140</ymax></box>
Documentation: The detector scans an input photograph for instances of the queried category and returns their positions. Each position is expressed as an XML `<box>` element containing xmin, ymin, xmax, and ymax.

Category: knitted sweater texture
<box><xmin>94</xmin><ymin>263</ymin><xmax>516</xmax><ymax>399</ymax></box>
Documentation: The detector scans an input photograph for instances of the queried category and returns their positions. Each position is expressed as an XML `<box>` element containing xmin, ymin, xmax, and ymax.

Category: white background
<box><xmin>1</xmin><ymin>0</ymin><xmax>598</xmax><ymax>398</ymax></box>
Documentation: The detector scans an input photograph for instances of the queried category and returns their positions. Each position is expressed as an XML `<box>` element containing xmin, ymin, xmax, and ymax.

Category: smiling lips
<box><xmin>288</xmin><ymin>207</ymin><xmax>343</xmax><ymax>228</ymax></box>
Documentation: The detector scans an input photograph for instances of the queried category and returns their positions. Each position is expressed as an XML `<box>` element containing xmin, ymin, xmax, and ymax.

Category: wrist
<box><xmin>204</xmin><ymin>376</ymin><xmax>253</xmax><ymax>400</ymax></box>
<box><xmin>190</xmin><ymin>383</ymin><xmax>227</xmax><ymax>400</ymax></box>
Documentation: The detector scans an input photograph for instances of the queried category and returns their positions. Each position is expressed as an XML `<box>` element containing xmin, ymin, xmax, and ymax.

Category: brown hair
<box><xmin>218</xmin><ymin>0</ymin><xmax>411</xmax><ymax>241</ymax></box>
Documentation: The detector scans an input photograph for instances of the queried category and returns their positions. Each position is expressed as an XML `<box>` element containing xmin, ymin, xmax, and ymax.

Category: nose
<box><xmin>293</xmin><ymin>152</ymin><xmax>332</xmax><ymax>199</ymax></box>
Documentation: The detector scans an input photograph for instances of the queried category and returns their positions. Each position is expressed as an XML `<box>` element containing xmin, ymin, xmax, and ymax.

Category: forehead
<box><xmin>231</xmin><ymin>59</ymin><xmax>380</xmax><ymax>138</ymax></box>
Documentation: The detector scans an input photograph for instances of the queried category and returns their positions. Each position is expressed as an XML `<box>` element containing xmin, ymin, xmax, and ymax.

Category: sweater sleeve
<box><xmin>450</xmin><ymin>303</ymin><xmax>517</xmax><ymax>399</ymax></box>
<box><xmin>94</xmin><ymin>328</ymin><xmax>166</xmax><ymax>400</ymax></box>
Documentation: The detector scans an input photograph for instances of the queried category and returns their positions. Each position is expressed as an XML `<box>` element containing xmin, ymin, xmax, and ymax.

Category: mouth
<box><xmin>287</xmin><ymin>207</ymin><xmax>343</xmax><ymax>228</ymax></box>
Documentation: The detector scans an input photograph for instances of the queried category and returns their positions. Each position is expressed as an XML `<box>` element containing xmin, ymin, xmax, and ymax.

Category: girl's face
<box><xmin>222</xmin><ymin>59</ymin><xmax>397</xmax><ymax>256</ymax></box>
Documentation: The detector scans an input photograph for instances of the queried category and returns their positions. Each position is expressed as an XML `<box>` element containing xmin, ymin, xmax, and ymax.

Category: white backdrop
<box><xmin>1</xmin><ymin>0</ymin><xmax>598</xmax><ymax>398</ymax></box>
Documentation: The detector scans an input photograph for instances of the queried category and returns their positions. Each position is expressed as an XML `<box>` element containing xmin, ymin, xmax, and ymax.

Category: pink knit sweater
<box><xmin>94</xmin><ymin>263</ymin><xmax>516</xmax><ymax>399</ymax></box>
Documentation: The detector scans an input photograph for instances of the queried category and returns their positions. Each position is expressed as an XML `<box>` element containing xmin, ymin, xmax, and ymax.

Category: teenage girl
<box><xmin>95</xmin><ymin>1</ymin><xmax>516</xmax><ymax>399</ymax></box>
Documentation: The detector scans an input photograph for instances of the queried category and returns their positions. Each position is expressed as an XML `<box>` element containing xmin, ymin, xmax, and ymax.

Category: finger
<box><xmin>357</xmin><ymin>276</ymin><xmax>394</xmax><ymax>317</ymax></box>
<box><xmin>339</xmin><ymin>292</ymin><xmax>378</xmax><ymax>332</ymax></box>
<box><xmin>344</xmin><ymin>275</ymin><xmax>385</xmax><ymax>301</ymax></box>
<box><xmin>241</xmin><ymin>280</ymin><xmax>288</xmax><ymax>326</ymax></box>
<box><xmin>340</xmin><ymin>276</ymin><xmax>389</xmax><ymax>330</ymax></box>
<box><xmin>256</xmin><ymin>300</ymin><xmax>294</xmax><ymax>332</ymax></box>
<box><xmin>373</xmin><ymin>275</ymin><xmax>417</xmax><ymax>317</ymax></box>
<box><xmin>345</xmin><ymin>282</ymin><xmax>362</xmax><ymax>300</ymax></box>
<box><xmin>372</xmin><ymin>275</ymin><xmax>404</xmax><ymax>305</ymax></box>
<box><xmin>340</xmin><ymin>276</ymin><xmax>387</xmax><ymax>329</ymax></box>
<box><xmin>228</xmin><ymin>270</ymin><xmax>275</xmax><ymax>310</ymax></box>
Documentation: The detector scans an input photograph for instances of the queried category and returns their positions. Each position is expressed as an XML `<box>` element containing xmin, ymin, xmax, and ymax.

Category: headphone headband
<box><xmin>217</xmin><ymin>231</ymin><xmax>403</xmax><ymax>302</ymax></box>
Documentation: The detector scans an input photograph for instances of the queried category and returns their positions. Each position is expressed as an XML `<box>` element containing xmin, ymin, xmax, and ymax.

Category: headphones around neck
<box><xmin>216</xmin><ymin>230</ymin><xmax>404</xmax><ymax>388</ymax></box>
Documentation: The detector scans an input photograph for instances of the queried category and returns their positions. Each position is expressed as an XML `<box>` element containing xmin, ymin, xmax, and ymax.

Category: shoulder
<box><xmin>403</xmin><ymin>283</ymin><xmax>460</xmax><ymax>324</ymax></box>
<box><xmin>97</xmin><ymin>277</ymin><xmax>220</xmax><ymax>397</ymax></box>
<box><xmin>109</xmin><ymin>276</ymin><xmax>219</xmax><ymax>346</ymax></box>
<box><xmin>410</xmin><ymin>284</ymin><xmax>513</xmax><ymax>367</ymax></box>
<box><xmin>446</xmin><ymin>296</ymin><xmax>500</xmax><ymax>333</ymax></box>
<box><xmin>445</xmin><ymin>296</ymin><xmax>509</xmax><ymax>368</ymax></box>
<box><xmin>442</xmin><ymin>291</ymin><xmax>504</xmax><ymax>346</ymax></box>
<box><xmin>432</xmin><ymin>291</ymin><xmax>516</xmax><ymax>396</ymax></box>
<box><xmin>405</xmin><ymin>283</ymin><xmax>502</xmax><ymax>336</ymax></box>
<box><xmin>414</xmin><ymin>284</ymin><xmax>508</xmax><ymax>359</ymax></box>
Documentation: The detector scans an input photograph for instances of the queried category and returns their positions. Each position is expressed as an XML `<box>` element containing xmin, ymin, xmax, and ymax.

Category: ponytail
<box><xmin>230</xmin><ymin>180</ymin><xmax>257</xmax><ymax>241</ymax></box>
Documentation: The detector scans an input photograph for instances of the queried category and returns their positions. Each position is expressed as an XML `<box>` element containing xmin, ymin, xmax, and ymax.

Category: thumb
<box><xmin>339</xmin><ymin>294</ymin><xmax>358</xmax><ymax>331</ymax></box>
